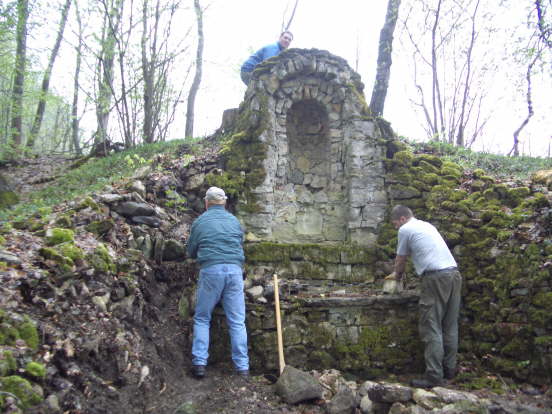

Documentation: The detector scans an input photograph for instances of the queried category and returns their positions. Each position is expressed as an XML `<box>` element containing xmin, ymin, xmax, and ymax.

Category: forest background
<box><xmin>0</xmin><ymin>0</ymin><xmax>550</xmax><ymax>162</ymax></box>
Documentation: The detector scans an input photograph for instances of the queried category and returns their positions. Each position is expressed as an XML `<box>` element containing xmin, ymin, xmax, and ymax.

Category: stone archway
<box><xmin>236</xmin><ymin>49</ymin><xmax>388</xmax><ymax>247</ymax></box>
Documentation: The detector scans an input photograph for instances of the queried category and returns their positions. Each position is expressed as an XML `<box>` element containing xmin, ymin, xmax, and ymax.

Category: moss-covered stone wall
<box><xmin>206</xmin><ymin>139</ymin><xmax>551</xmax><ymax>385</ymax></box>
<box><xmin>209</xmin><ymin>294</ymin><xmax>423</xmax><ymax>378</ymax></box>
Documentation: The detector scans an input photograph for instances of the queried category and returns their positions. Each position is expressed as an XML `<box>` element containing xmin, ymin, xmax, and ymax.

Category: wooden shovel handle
<box><xmin>273</xmin><ymin>273</ymin><xmax>285</xmax><ymax>375</ymax></box>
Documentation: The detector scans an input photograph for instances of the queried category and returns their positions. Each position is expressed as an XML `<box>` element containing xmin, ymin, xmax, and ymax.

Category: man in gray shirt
<box><xmin>388</xmin><ymin>205</ymin><xmax>462</xmax><ymax>388</ymax></box>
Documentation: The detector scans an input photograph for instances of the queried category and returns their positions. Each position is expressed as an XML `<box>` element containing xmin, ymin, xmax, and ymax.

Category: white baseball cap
<box><xmin>204</xmin><ymin>186</ymin><xmax>227</xmax><ymax>202</ymax></box>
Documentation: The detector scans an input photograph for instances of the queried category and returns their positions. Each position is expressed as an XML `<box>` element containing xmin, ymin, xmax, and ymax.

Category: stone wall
<box><xmin>181</xmin><ymin>48</ymin><xmax>551</xmax><ymax>385</ymax></box>
<box><xmin>209</xmin><ymin>294</ymin><xmax>423</xmax><ymax>378</ymax></box>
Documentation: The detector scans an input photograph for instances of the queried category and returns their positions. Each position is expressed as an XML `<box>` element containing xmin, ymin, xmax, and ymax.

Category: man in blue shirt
<box><xmin>187</xmin><ymin>186</ymin><xmax>249</xmax><ymax>379</ymax></box>
<box><xmin>388</xmin><ymin>205</ymin><xmax>462</xmax><ymax>389</ymax></box>
<box><xmin>240</xmin><ymin>31</ymin><xmax>293</xmax><ymax>85</ymax></box>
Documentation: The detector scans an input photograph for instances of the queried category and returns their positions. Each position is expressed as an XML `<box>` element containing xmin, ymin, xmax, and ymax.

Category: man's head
<box><xmin>278</xmin><ymin>31</ymin><xmax>293</xmax><ymax>49</ymax></box>
<box><xmin>390</xmin><ymin>205</ymin><xmax>413</xmax><ymax>229</ymax></box>
<box><xmin>204</xmin><ymin>186</ymin><xmax>227</xmax><ymax>208</ymax></box>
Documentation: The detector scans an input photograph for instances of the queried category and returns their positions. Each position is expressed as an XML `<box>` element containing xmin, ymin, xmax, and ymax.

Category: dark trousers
<box><xmin>418</xmin><ymin>269</ymin><xmax>462</xmax><ymax>381</ymax></box>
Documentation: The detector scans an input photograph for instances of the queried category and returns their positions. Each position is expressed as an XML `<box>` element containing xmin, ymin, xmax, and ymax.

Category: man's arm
<box><xmin>385</xmin><ymin>254</ymin><xmax>408</xmax><ymax>281</ymax></box>
<box><xmin>394</xmin><ymin>255</ymin><xmax>407</xmax><ymax>278</ymax></box>
<box><xmin>186</xmin><ymin>223</ymin><xmax>199</xmax><ymax>259</ymax></box>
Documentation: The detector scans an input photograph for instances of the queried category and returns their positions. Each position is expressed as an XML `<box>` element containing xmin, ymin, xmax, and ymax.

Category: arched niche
<box><xmin>271</xmin><ymin>99</ymin><xmax>347</xmax><ymax>242</ymax></box>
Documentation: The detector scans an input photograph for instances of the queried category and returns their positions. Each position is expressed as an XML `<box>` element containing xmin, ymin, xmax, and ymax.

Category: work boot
<box><xmin>236</xmin><ymin>369</ymin><xmax>249</xmax><ymax>378</ymax></box>
<box><xmin>410</xmin><ymin>377</ymin><xmax>444</xmax><ymax>388</ymax></box>
<box><xmin>444</xmin><ymin>367</ymin><xmax>457</xmax><ymax>380</ymax></box>
<box><xmin>191</xmin><ymin>365</ymin><xmax>206</xmax><ymax>379</ymax></box>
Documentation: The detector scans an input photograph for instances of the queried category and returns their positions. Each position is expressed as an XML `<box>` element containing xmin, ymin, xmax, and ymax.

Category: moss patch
<box><xmin>45</xmin><ymin>228</ymin><xmax>74</xmax><ymax>246</ymax></box>
<box><xmin>0</xmin><ymin>375</ymin><xmax>43</xmax><ymax>409</ymax></box>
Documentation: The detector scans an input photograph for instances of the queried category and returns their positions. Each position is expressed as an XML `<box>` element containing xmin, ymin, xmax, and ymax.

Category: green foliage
<box><xmin>163</xmin><ymin>188</ymin><xmax>188</xmax><ymax>212</ymax></box>
<box><xmin>412</xmin><ymin>141</ymin><xmax>552</xmax><ymax>179</ymax></box>
<box><xmin>124</xmin><ymin>153</ymin><xmax>147</xmax><ymax>169</ymax></box>
<box><xmin>0</xmin><ymin>139</ymin><xmax>195</xmax><ymax>222</ymax></box>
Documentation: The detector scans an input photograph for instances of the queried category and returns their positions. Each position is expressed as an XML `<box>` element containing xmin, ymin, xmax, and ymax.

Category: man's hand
<box><xmin>385</xmin><ymin>272</ymin><xmax>397</xmax><ymax>280</ymax></box>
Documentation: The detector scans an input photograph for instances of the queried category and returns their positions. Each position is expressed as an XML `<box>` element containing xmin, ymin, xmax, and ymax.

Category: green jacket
<box><xmin>186</xmin><ymin>205</ymin><xmax>244</xmax><ymax>269</ymax></box>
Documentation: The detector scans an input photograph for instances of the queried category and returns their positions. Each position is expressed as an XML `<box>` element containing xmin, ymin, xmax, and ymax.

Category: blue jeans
<box><xmin>191</xmin><ymin>264</ymin><xmax>249</xmax><ymax>371</ymax></box>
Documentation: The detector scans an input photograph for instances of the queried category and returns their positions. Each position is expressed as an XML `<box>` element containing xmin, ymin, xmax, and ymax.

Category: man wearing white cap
<box><xmin>186</xmin><ymin>186</ymin><xmax>249</xmax><ymax>379</ymax></box>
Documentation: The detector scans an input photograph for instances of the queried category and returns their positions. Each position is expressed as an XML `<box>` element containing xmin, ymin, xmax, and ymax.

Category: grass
<box><xmin>410</xmin><ymin>140</ymin><xmax>552</xmax><ymax>180</ymax></box>
<box><xmin>0</xmin><ymin>138</ymin><xmax>197</xmax><ymax>222</ymax></box>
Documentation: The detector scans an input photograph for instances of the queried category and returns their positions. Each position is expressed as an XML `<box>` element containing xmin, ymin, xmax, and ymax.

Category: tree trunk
<box><xmin>282</xmin><ymin>0</ymin><xmax>299</xmax><ymax>32</ymax></box>
<box><xmin>509</xmin><ymin>54</ymin><xmax>538</xmax><ymax>157</ymax></box>
<box><xmin>456</xmin><ymin>0</ymin><xmax>480</xmax><ymax>147</ymax></box>
<box><xmin>141</xmin><ymin>0</ymin><xmax>156</xmax><ymax>143</ymax></box>
<box><xmin>95</xmin><ymin>0</ymin><xmax>123</xmax><ymax>146</ymax></box>
<box><xmin>27</xmin><ymin>0</ymin><xmax>71</xmax><ymax>148</ymax></box>
<box><xmin>71</xmin><ymin>0</ymin><xmax>83</xmax><ymax>155</ymax></box>
<box><xmin>10</xmin><ymin>0</ymin><xmax>29</xmax><ymax>150</ymax></box>
<box><xmin>185</xmin><ymin>0</ymin><xmax>204</xmax><ymax>138</ymax></box>
<box><xmin>369</xmin><ymin>0</ymin><xmax>401</xmax><ymax>117</ymax></box>
<box><xmin>430</xmin><ymin>0</ymin><xmax>445</xmax><ymax>141</ymax></box>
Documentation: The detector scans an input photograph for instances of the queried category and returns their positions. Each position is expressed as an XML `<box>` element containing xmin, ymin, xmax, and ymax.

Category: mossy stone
<box><xmin>392</xmin><ymin>150</ymin><xmax>414</xmax><ymax>166</ymax></box>
<box><xmin>45</xmin><ymin>228</ymin><xmax>74</xmax><ymax>246</ymax></box>
<box><xmin>0</xmin><ymin>350</ymin><xmax>17</xmax><ymax>376</ymax></box>
<box><xmin>77</xmin><ymin>196</ymin><xmax>101</xmax><ymax>211</ymax></box>
<box><xmin>18</xmin><ymin>317</ymin><xmax>39</xmax><ymax>350</ymax></box>
<box><xmin>414</xmin><ymin>154</ymin><xmax>443</xmax><ymax>168</ymax></box>
<box><xmin>0</xmin><ymin>322</ymin><xmax>19</xmax><ymax>346</ymax></box>
<box><xmin>38</xmin><ymin>247</ymin><xmax>74</xmax><ymax>268</ymax></box>
<box><xmin>441</xmin><ymin>165</ymin><xmax>463</xmax><ymax>179</ymax></box>
<box><xmin>417</xmin><ymin>160</ymin><xmax>440</xmax><ymax>174</ymax></box>
<box><xmin>85</xmin><ymin>219</ymin><xmax>115</xmax><ymax>236</ymax></box>
<box><xmin>0</xmin><ymin>375</ymin><xmax>43</xmax><ymax>409</ymax></box>
<box><xmin>472</xmin><ymin>169</ymin><xmax>487</xmax><ymax>179</ymax></box>
<box><xmin>25</xmin><ymin>361</ymin><xmax>46</xmax><ymax>378</ymax></box>
<box><xmin>86</xmin><ymin>243</ymin><xmax>116</xmax><ymax>274</ymax></box>
<box><xmin>521</xmin><ymin>193</ymin><xmax>550</xmax><ymax>209</ymax></box>
<box><xmin>58</xmin><ymin>243</ymin><xmax>84</xmax><ymax>262</ymax></box>
<box><xmin>0</xmin><ymin>190</ymin><xmax>18</xmax><ymax>209</ymax></box>
<box><xmin>204</xmin><ymin>170</ymin><xmax>245</xmax><ymax>198</ymax></box>
<box><xmin>54</xmin><ymin>215</ymin><xmax>73</xmax><ymax>228</ymax></box>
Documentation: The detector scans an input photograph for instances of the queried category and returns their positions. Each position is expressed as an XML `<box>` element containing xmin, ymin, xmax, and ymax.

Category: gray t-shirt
<box><xmin>397</xmin><ymin>218</ymin><xmax>457</xmax><ymax>276</ymax></box>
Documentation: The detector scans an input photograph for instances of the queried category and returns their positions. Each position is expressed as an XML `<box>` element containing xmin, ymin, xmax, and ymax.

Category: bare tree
<box><xmin>94</xmin><ymin>0</ymin><xmax>123</xmax><ymax>147</ymax></box>
<box><xmin>455</xmin><ymin>0</ymin><xmax>480</xmax><ymax>147</ymax></box>
<box><xmin>507</xmin><ymin>0</ymin><xmax>551</xmax><ymax>156</ymax></box>
<box><xmin>509</xmin><ymin>53</ymin><xmax>539</xmax><ymax>156</ymax></box>
<box><xmin>141</xmin><ymin>0</ymin><xmax>155</xmax><ymax>143</ymax></box>
<box><xmin>71</xmin><ymin>0</ymin><xmax>83</xmax><ymax>155</ymax></box>
<box><xmin>535</xmin><ymin>0</ymin><xmax>552</xmax><ymax>50</ymax></box>
<box><xmin>185</xmin><ymin>0</ymin><xmax>203</xmax><ymax>138</ymax></box>
<box><xmin>369</xmin><ymin>0</ymin><xmax>401</xmax><ymax>116</ymax></box>
<box><xmin>400</xmin><ymin>0</ymin><xmax>492</xmax><ymax>146</ymax></box>
<box><xmin>9</xmin><ymin>0</ymin><xmax>29</xmax><ymax>150</ymax></box>
<box><xmin>281</xmin><ymin>0</ymin><xmax>299</xmax><ymax>32</ymax></box>
<box><xmin>142</xmin><ymin>0</ymin><xmax>189</xmax><ymax>143</ymax></box>
<box><xmin>27</xmin><ymin>0</ymin><xmax>71</xmax><ymax>149</ymax></box>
